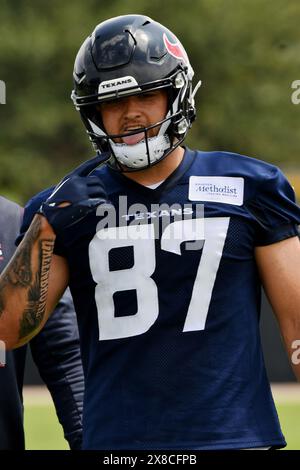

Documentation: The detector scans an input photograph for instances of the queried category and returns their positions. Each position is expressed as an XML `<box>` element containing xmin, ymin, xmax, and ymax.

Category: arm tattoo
<box><xmin>0</xmin><ymin>215</ymin><xmax>55</xmax><ymax>341</ymax></box>
<box><xmin>18</xmin><ymin>238</ymin><xmax>54</xmax><ymax>339</ymax></box>
<box><xmin>19</xmin><ymin>272</ymin><xmax>41</xmax><ymax>337</ymax></box>
<box><xmin>5</xmin><ymin>216</ymin><xmax>41</xmax><ymax>288</ymax></box>
<box><xmin>0</xmin><ymin>217</ymin><xmax>42</xmax><ymax>317</ymax></box>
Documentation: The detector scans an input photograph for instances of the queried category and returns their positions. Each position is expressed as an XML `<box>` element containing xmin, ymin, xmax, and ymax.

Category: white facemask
<box><xmin>88</xmin><ymin>111</ymin><xmax>172</xmax><ymax>170</ymax></box>
<box><xmin>109</xmin><ymin>134</ymin><xmax>171</xmax><ymax>169</ymax></box>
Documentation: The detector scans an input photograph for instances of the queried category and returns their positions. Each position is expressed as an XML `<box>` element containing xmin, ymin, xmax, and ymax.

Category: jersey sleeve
<box><xmin>16</xmin><ymin>187</ymin><xmax>66</xmax><ymax>256</ymax></box>
<box><xmin>244</xmin><ymin>165</ymin><xmax>300</xmax><ymax>246</ymax></box>
<box><xmin>30</xmin><ymin>288</ymin><xmax>83</xmax><ymax>450</ymax></box>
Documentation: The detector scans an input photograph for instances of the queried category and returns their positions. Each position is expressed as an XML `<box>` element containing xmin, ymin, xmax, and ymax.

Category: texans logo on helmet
<box><xmin>163</xmin><ymin>33</ymin><xmax>188</xmax><ymax>64</ymax></box>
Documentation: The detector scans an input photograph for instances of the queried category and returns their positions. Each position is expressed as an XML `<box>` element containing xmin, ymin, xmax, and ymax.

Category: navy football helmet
<box><xmin>71</xmin><ymin>14</ymin><xmax>201</xmax><ymax>170</ymax></box>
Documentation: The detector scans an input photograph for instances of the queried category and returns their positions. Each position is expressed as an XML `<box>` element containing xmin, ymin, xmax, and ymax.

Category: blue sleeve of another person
<box><xmin>30</xmin><ymin>288</ymin><xmax>84</xmax><ymax>450</ymax></box>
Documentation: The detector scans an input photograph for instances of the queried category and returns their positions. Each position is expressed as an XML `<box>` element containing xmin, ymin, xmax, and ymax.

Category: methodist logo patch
<box><xmin>189</xmin><ymin>176</ymin><xmax>244</xmax><ymax>206</ymax></box>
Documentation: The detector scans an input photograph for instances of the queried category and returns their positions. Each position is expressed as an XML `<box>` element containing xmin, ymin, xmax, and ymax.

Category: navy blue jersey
<box><xmin>19</xmin><ymin>148</ymin><xmax>300</xmax><ymax>450</ymax></box>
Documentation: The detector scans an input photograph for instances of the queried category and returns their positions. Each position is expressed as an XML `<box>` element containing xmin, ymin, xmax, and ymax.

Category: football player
<box><xmin>0</xmin><ymin>14</ymin><xmax>300</xmax><ymax>450</ymax></box>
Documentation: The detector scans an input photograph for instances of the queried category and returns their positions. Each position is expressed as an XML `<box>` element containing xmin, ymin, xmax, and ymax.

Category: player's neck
<box><xmin>123</xmin><ymin>146</ymin><xmax>185</xmax><ymax>186</ymax></box>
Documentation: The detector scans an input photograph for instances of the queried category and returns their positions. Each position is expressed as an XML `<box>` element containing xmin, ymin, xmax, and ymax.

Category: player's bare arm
<box><xmin>255</xmin><ymin>236</ymin><xmax>300</xmax><ymax>381</ymax></box>
<box><xmin>0</xmin><ymin>214</ymin><xmax>59</xmax><ymax>349</ymax></box>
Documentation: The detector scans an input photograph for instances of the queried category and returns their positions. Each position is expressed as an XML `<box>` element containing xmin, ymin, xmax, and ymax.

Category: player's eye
<box><xmin>99</xmin><ymin>98</ymin><xmax>120</xmax><ymax>109</ymax></box>
<box><xmin>140</xmin><ymin>91</ymin><xmax>160</xmax><ymax>100</ymax></box>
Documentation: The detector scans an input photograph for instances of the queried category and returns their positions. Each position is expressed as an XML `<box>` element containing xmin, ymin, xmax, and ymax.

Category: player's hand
<box><xmin>38</xmin><ymin>153</ymin><xmax>110</xmax><ymax>234</ymax></box>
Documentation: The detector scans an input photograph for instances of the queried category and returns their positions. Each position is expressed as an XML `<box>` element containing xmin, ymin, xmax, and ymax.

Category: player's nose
<box><xmin>123</xmin><ymin>96</ymin><xmax>142</xmax><ymax>120</ymax></box>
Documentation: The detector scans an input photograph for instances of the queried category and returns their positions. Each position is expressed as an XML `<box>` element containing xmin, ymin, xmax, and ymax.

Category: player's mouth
<box><xmin>122</xmin><ymin>127</ymin><xmax>145</xmax><ymax>145</ymax></box>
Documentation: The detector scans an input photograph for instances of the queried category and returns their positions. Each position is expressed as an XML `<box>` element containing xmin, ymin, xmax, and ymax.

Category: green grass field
<box><xmin>23</xmin><ymin>401</ymin><xmax>300</xmax><ymax>450</ymax></box>
<box><xmin>276</xmin><ymin>403</ymin><xmax>300</xmax><ymax>450</ymax></box>
<box><xmin>24</xmin><ymin>404</ymin><xmax>68</xmax><ymax>450</ymax></box>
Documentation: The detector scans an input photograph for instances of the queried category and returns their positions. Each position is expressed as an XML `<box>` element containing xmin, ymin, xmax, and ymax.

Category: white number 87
<box><xmin>89</xmin><ymin>217</ymin><xmax>230</xmax><ymax>341</ymax></box>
